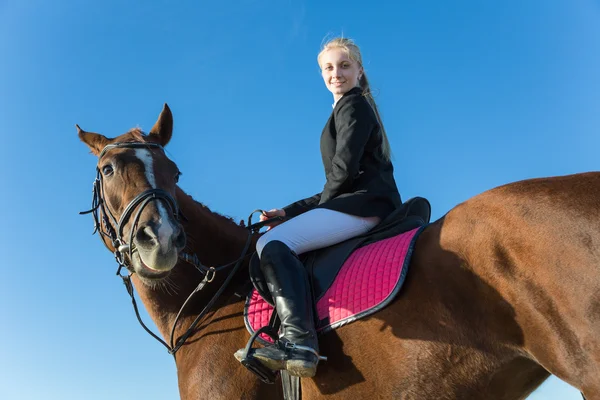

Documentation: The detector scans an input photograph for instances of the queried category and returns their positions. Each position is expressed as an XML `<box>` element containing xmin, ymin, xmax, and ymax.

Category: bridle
<box><xmin>80</xmin><ymin>141</ymin><xmax>259</xmax><ymax>357</ymax></box>
<box><xmin>83</xmin><ymin>142</ymin><xmax>180</xmax><ymax>272</ymax></box>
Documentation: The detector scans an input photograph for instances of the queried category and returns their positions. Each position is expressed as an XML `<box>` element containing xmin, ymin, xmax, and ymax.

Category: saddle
<box><xmin>248</xmin><ymin>196</ymin><xmax>431</xmax><ymax>311</ymax></box>
<box><xmin>241</xmin><ymin>197</ymin><xmax>431</xmax><ymax>386</ymax></box>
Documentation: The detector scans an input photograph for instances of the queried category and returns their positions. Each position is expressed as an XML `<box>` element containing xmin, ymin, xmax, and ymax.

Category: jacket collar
<box><xmin>333</xmin><ymin>86</ymin><xmax>363</xmax><ymax>108</ymax></box>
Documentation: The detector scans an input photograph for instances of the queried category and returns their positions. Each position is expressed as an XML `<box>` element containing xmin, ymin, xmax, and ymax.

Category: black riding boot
<box><xmin>235</xmin><ymin>240</ymin><xmax>323</xmax><ymax>377</ymax></box>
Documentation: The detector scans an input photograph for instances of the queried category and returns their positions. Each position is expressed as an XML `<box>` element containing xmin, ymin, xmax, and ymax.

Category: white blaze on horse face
<box><xmin>135</xmin><ymin>149</ymin><xmax>175</xmax><ymax>251</ymax></box>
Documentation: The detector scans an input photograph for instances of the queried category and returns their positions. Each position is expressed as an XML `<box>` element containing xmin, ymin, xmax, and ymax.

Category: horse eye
<box><xmin>175</xmin><ymin>171</ymin><xmax>182</xmax><ymax>183</ymax></box>
<box><xmin>102</xmin><ymin>165</ymin><xmax>114</xmax><ymax>176</ymax></box>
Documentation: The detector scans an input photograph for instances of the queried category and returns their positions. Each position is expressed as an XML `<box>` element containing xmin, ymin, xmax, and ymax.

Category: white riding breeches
<box><xmin>256</xmin><ymin>208</ymin><xmax>380</xmax><ymax>258</ymax></box>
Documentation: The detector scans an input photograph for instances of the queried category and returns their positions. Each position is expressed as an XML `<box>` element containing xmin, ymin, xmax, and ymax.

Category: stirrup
<box><xmin>239</xmin><ymin>326</ymin><xmax>279</xmax><ymax>384</ymax></box>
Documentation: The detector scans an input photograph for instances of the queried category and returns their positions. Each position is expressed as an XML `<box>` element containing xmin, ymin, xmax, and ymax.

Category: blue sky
<box><xmin>1</xmin><ymin>0</ymin><xmax>598</xmax><ymax>399</ymax></box>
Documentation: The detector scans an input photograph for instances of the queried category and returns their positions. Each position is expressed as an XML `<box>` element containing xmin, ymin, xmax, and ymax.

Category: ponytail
<box><xmin>359</xmin><ymin>74</ymin><xmax>392</xmax><ymax>162</ymax></box>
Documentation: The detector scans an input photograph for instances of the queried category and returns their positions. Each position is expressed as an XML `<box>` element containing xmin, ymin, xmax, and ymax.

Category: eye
<box><xmin>101</xmin><ymin>165</ymin><xmax>114</xmax><ymax>176</ymax></box>
<box><xmin>175</xmin><ymin>171</ymin><xmax>182</xmax><ymax>183</ymax></box>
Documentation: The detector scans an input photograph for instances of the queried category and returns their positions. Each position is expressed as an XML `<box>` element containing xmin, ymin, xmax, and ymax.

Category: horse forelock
<box><xmin>113</xmin><ymin>128</ymin><xmax>149</xmax><ymax>143</ymax></box>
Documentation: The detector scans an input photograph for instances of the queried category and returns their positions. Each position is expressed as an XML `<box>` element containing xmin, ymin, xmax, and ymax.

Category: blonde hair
<box><xmin>318</xmin><ymin>37</ymin><xmax>392</xmax><ymax>162</ymax></box>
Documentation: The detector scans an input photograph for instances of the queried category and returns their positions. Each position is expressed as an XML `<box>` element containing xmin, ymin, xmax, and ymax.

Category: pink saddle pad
<box><xmin>244</xmin><ymin>227</ymin><xmax>422</xmax><ymax>343</ymax></box>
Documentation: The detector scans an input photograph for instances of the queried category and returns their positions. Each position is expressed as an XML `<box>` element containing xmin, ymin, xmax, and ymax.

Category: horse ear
<box><xmin>148</xmin><ymin>103</ymin><xmax>173</xmax><ymax>146</ymax></box>
<box><xmin>77</xmin><ymin>125</ymin><xmax>110</xmax><ymax>156</ymax></box>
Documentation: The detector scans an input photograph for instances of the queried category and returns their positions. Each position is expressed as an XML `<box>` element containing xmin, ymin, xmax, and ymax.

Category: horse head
<box><xmin>78</xmin><ymin>104</ymin><xmax>186</xmax><ymax>283</ymax></box>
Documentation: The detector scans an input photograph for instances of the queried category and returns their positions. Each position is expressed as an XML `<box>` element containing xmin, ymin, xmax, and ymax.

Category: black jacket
<box><xmin>284</xmin><ymin>87</ymin><xmax>401</xmax><ymax>220</ymax></box>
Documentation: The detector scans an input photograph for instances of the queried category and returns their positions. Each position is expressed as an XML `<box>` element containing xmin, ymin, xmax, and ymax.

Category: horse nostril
<box><xmin>135</xmin><ymin>224</ymin><xmax>158</xmax><ymax>247</ymax></box>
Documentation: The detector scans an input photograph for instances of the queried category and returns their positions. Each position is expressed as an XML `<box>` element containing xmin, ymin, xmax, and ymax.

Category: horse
<box><xmin>77</xmin><ymin>104</ymin><xmax>599</xmax><ymax>400</ymax></box>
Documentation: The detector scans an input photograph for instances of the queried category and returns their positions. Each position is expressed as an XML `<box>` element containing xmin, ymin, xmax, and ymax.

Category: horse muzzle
<box><xmin>131</xmin><ymin>221</ymin><xmax>186</xmax><ymax>276</ymax></box>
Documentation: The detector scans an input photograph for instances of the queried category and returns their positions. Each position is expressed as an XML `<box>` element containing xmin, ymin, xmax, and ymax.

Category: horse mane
<box><xmin>190</xmin><ymin>197</ymin><xmax>242</xmax><ymax>227</ymax></box>
<box><xmin>175</xmin><ymin>187</ymin><xmax>251</xmax><ymax>259</ymax></box>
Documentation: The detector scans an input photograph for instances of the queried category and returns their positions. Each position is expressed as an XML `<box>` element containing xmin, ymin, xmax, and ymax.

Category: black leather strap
<box><xmin>281</xmin><ymin>371</ymin><xmax>301</xmax><ymax>400</ymax></box>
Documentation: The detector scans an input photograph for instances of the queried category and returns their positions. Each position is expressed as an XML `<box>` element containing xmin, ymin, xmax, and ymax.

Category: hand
<box><xmin>260</xmin><ymin>208</ymin><xmax>286</xmax><ymax>230</ymax></box>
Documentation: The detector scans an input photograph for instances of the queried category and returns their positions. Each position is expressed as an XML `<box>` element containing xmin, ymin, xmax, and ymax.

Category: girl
<box><xmin>235</xmin><ymin>37</ymin><xmax>402</xmax><ymax>378</ymax></box>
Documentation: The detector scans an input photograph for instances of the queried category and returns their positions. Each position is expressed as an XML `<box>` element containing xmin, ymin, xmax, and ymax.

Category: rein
<box><xmin>80</xmin><ymin>141</ymin><xmax>272</xmax><ymax>358</ymax></box>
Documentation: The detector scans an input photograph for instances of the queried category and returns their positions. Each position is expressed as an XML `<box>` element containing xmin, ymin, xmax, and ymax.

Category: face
<box><xmin>79</xmin><ymin>105</ymin><xmax>187</xmax><ymax>284</ymax></box>
<box><xmin>97</xmin><ymin>145</ymin><xmax>185</xmax><ymax>281</ymax></box>
<box><xmin>319</xmin><ymin>47</ymin><xmax>363</xmax><ymax>101</ymax></box>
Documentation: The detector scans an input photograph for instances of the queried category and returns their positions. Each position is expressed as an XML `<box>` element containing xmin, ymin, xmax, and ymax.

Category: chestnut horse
<box><xmin>78</xmin><ymin>104</ymin><xmax>599</xmax><ymax>400</ymax></box>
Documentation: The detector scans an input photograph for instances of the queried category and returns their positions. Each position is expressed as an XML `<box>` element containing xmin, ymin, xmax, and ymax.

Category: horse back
<box><xmin>431</xmin><ymin>171</ymin><xmax>600</xmax><ymax>394</ymax></box>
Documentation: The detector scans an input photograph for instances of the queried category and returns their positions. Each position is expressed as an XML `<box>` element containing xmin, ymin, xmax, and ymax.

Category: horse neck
<box><xmin>176</xmin><ymin>186</ymin><xmax>251</xmax><ymax>267</ymax></box>
<box><xmin>131</xmin><ymin>186</ymin><xmax>253</xmax><ymax>343</ymax></box>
